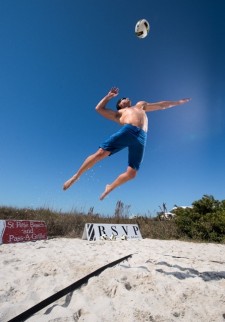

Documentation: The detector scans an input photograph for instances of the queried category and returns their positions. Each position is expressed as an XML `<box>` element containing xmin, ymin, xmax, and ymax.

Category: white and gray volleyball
<box><xmin>109</xmin><ymin>234</ymin><xmax>116</xmax><ymax>241</ymax></box>
<box><xmin>100</xmin><ymin>234</ymin><xmax>108</xmax><ymax>240</ymax></box>
<box><xmin>135</xmin><ymin>19</ymin><xmax>150</xmax><ymax>39</ymax></box>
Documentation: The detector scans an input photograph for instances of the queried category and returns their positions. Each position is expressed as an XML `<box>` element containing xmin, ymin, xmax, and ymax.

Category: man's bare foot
<box><xmin>100</xmin><ymin>184</ymin><xmax>113</xmax><ymax>200</ymax></box>
<box><xmin>63</xmin><ymin>175</ymin><xmax>78</xmax><ymax>191</ymax></box>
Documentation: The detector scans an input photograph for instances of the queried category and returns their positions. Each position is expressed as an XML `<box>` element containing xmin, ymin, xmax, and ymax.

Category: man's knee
<box><xmin>95</xmin><ymin>148</ymin><xmax>110</xmax><ymax>160</ymax></box>
<box><xmin>127</xmin><ymin>167</ymin><xmax>137</xmax><ymax>179</ymax></box>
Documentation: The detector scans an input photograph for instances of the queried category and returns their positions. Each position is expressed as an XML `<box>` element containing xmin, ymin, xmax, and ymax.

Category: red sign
<box><xmin>0</xmin><ymin>220</ymin><xmax>47</xmax><ymax>244</ymax></box>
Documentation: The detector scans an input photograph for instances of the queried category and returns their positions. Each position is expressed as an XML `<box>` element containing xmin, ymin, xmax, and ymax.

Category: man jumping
<box><xmin>63</xmin><ymin>87</ymin><xmax>190</xmax><ymax>200</ymax></box>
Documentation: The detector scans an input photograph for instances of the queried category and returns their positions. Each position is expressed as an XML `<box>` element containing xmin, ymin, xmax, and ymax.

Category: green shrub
<box><xmin>175</xmin><ymin>195</ymin><xmax>225</xmax><ymax>242</ymax></box>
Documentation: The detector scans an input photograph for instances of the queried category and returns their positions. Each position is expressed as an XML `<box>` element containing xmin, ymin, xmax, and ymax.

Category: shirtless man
<box><xmin>63</xmin><ymin>87</ymin><xmax>190</xmax><ymax>200</ymax></box>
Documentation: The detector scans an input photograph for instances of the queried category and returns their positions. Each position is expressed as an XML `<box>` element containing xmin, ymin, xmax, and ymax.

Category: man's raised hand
<box><xmin>108</xmin><ymin>87</ymin><xmax>119</xmax><ymax>98</ymax></box>
<box><xmin>179</xmin><ymin>98</ymin><xmax>191</xmax><ymax>104</ymax></box>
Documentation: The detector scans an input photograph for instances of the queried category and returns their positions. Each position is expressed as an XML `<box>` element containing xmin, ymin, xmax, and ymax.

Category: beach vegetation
<box><xmin>0</xmin><ymin>194</ymin><xmax>224</xmax><ymax>243</ymax></box>
<box><xmin>174</xmin><ymin>195</ymin><xmax>225</xmax><ymax>242</ymax></box>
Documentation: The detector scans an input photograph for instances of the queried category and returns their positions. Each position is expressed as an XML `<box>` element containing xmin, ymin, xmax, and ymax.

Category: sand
<box><xmin>1</xmin><ymin>238</ymin><xmax>225</xmax><ymax>322</ymax></box>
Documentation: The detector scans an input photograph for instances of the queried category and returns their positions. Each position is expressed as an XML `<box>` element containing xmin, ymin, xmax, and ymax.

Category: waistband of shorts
<box><xmin>123</xmin><ymin>123</ymin><xmax>147</xmax><ymax>134</ymax></box>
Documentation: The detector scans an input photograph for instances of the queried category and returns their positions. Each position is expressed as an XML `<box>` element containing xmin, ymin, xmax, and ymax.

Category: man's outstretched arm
<box><xmin>139</xmin><ymin>98</ymin><xmax>191</xmax><ymax>112</ymax></box>
<box><xmin>95</xmin><ymin>87</ymin><xmax>120</xmax><ymax>121</ymax></box>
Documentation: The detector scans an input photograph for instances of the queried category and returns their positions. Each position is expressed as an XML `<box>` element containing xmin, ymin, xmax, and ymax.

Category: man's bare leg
<box><xmin>100</xmin><ymin>166</ymin><xmax>137</xmax><ymax>200</ymax></box>
<box><xmin>63</xmin><ymin>149</ymin><xmax>110</xmax><ymax>190</ymax></box>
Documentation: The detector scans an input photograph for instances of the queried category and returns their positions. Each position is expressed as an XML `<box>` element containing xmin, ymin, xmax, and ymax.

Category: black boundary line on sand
<box><xmin>8</xmin><ymin>254</ymin><xmax>133</xmax><ymax>322</ymax></box>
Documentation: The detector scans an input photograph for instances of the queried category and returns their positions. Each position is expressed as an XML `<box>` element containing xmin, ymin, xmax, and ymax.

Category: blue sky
<box><xmin>0</xmin><ymin>0</ymin><xmax>224</xmax><ymax>216</ymax></box>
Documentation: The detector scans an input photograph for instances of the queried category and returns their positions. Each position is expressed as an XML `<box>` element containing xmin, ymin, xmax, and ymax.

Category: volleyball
<box><xmin>135</xmin><ymin>19</ymin><xmax>150</xmax><ymax>39</ymax></box>
<box><xmin>110</xmin><ymin>233</ymin><xmax>116</xmax><ymax>241</ymax></box>
<box><xmin>121</xmin><ymin>234</ymin><xmax>127</xmax><ymax>240</ymax></box>
<box><xmin>100</xmin><ymin>234</ymin><xmax>108</xmax><ymax>240</ymax></box>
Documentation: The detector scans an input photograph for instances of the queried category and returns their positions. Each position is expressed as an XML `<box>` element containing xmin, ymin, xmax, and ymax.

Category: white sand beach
<box><xmin>1</xmin><ymin>238</ymin><xmax>225</xmax><ymax>322</ymax></box>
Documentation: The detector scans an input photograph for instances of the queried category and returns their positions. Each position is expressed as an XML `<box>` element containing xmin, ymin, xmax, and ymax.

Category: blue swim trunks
<box><xmin>99</xmin><ymin>124</ymin><xmax>147</xmax><ymax>170</ymax></box>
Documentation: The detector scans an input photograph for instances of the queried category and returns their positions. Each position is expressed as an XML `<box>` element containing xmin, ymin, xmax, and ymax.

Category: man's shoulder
<box><xmin>133</xmin><ymin>101</ymin><xmax>147</xmax><ymax>110</ymax></box>
<box><xmin>136</xmin><ymin>100</ymin><xmax>146</xmax><ymax>105</ymax></box>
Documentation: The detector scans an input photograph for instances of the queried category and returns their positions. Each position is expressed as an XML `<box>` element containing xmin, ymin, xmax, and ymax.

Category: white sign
<box><xmin>0</xmin><ymin>220</ymin><xmax>5</xmax><ymax>244</ymax></box>
<box><xmin>82</xmin><ymin>223</ymin><xmax>142</xmax><ymax>241</ymax></box>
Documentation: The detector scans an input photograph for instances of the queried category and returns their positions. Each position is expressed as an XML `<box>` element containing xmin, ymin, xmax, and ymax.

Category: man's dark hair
<box><xmin>116</xmin><ymin>98</ymin><xmax>126</xmax><ymax>110</ymax></box>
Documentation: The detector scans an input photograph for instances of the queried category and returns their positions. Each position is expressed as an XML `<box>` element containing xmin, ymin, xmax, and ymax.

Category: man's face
<box><xmin>119</xmin><ymin>98</ymin><xmax>131</xmax><ymax>109</ymax></box>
